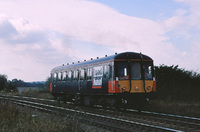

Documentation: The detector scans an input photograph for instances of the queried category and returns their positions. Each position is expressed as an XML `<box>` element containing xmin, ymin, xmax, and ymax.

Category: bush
<box><xmin>5</xmin><ymin>81</ymin><xmax>17</xmax><ymax>92</ymax></box>
<box><xmin>155</xmin><ymin>65</ymin><xmax>200</xmax><ymax>102</ymax></box>
<box><xmin>0</xmin><ymin>75</ymin><xmax>7</xmax><ymax>91</ymax></box>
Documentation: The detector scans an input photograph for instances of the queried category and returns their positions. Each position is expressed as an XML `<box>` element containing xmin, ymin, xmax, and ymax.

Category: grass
<box><xmin>20</xmin><ymin>89</ymin><xmax>54</xmax><ymax>99</ymax></box>
<box><xmin>144</xmin><ymin>99</ymin><xmax>200</xmax><ymax>118</ymax></box>
<box><xmin>4</xmin><ymin>90</ymin><xmax>200</xmax><ymax>118</ymax></box>
<box><xmin>0</xmin><ymin>102</ymin><xmax>84</xmax><ymax>132</ymax></box>
<box><xmin>5</xmin><ymin>89</ymin><xmax>54</xmax><ymax>99</ymax></box>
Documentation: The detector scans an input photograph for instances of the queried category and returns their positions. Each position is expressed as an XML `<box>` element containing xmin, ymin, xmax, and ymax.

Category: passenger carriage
<box><xmin>50</xmin><ymin>52</ymin><xmax>156</xmax><ymax>108</ymax></box>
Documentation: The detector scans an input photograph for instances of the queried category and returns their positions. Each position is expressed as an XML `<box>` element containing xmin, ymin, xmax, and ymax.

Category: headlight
<box><xmin>135</xmin><ymin>87</ymin><xmax>139</xmax><ymax>91</ymax></box>
<box><xmin>122</xmin><ymin>86</ymin><xmax>126</xmax><ymax>90</ymax></box>
<box><xmin>147</xmin><ymin>86</ymin><xmax>151</xmax><ymax>90</ymax></box>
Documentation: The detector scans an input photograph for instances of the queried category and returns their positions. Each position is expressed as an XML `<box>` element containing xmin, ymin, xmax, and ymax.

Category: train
<box><xmin>50</xmin><ymin>52</ymin><xmax>156</xmax><ymax>109</ymax></box>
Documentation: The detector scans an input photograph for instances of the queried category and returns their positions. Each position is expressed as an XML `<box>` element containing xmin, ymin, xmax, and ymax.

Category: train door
<box><xmin>78</xmin><ymin>69</ymin><xmax>87</xmax><ymax>92</ymax></box>
<box><xmin>130</xmin><ymin>62</ymin><xmax>144</xmax><ymax>93</ymax></box>
<box><xmin>130</xmin><ymin>61</ymin><xmax>154</xmax><ymax>93</ymax></box>
<box><xmin>56</xmin><ymin>72</ymin><xmax>63</xmax><ymax>92</ymax></box>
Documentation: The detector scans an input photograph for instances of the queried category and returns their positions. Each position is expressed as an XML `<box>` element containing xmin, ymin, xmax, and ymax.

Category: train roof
<box><xmin>51</xmin><ymin>52</ymin><xmax>153</xmax><ymax>72</ymax></box>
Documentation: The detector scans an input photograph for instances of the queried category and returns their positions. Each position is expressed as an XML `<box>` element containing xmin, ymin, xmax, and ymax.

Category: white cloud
<box><xmin>0</xmin><ymin>0</ymin><xmax>170</xmax><ymax>82</ymax></box>
<box><xmin>50</xmin><ymin>39</ymin><xmax>72</xmax><ymax>56</ymax></box>
<box><xmin>0</xmin><ymin>0</ymin><xmax>200</xmax><ymax>81</ymax></box>
<box><xmin>174</xmin><ymin>0</ymin><xmax>200</xmax><ymax>28</ymax></box>
<box><xmin>0</xmin><ymin>14</ymin><xmax>74</xmax><ymax>81</ymax></box>
<box><xmin>159</xmin><ymin>0</ymin><xmax>200</xmax><ymax>71</ymax></box>
<box><xmin>0</xmin><ymin>0</ymin><xmax>166</xmax><ymax>49</ymax></box>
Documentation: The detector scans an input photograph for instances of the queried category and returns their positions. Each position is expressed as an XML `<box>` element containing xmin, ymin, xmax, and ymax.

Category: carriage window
<box><xmin>73</xmin><ymin>70</ymin><xmax>77</xmax><ymax>81</ymax></box>
<box><xmin>118</xmin><ymin>62</ymin><xmax>129</xmax><ymax>80</ymax></box>
<box><xmin>53</xmin><ymin>73</ymin><xmax>57</xmax><ymax>82</ymax></box>
<box><xmin>131</xmin><ymin>62</ymin><xmax>142</xmax><ymax>80</ymax></box>
<box><xmin>103</xmin><ymin>65</ymin><xmax>109</xmax><ymax>78</ymax></box>
<box><xmin>58</xmin><ymin>72</ymin><xmax>62</xmax><ymax>81</ymax></box>
<box><xmin>144</xmin><ymin>62</ymin><xmax>153</xmax><ymax>80</ymax></box>
<box><xmin>62</xmin><ymin>71</ymin><xmax>67</xmax><ymax>81</ymax></box>
<box><xmin>87</xmin><ymin>68</ymin><xmax>93</xmax><ymax>80</ymax></box>
<box><xmin>73</xmin><ymin>70</ymin><xmax>79</xmax><ymax>81</ymax></box>
<box><xmin>80</xmin><ymin>69</ymin><xmax>84</xmax><ymax>80</ymax></box>
<box><xmin>68</xmin><ymin>71</ymin><xmax>72</xmax><ymax>81</ymax></box>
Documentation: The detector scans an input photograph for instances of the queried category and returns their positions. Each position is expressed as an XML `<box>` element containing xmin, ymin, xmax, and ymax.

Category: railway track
<box><xmin>128</xmin><ymin>109</ymin><xmax>200</xmax><ymax>130</ymax></box>
<box><xmin>0</xmin><ymin>94</ymin><xmax>199</xmax><ymax>132</ymax></box>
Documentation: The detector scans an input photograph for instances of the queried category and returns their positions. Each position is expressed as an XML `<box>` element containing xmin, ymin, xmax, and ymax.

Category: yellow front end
<box><xmin>118</xmin><ymin>80</ymin><xmax>154</xmax><ymax>93</ymax></box>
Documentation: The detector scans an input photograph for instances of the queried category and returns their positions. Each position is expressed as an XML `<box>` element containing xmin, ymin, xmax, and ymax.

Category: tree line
<box><xmin>0</xmin><ymin>75</ymin><xmax>48</xmax><ymax>92</ymax></box>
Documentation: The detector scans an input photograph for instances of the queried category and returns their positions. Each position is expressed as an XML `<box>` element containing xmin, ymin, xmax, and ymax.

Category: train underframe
<box><xmin>51</xmin><ymin>92</ymin><xmax>153</xmax><ymax>109</ymax></box>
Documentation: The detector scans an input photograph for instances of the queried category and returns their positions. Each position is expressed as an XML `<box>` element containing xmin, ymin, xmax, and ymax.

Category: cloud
<box><xmin>0</xmin><ymin>19</ymin><xmax>18</xmax><ymax>39</ymax></box>
<box><xmin>0</xmin><ymin>0</ymin><xmax>167</xmax><ymax>50</ymax></box>
<box><xmin>0</xmin><ymin>16</ymin><xmax>45</xmax><ymax>44</ymax></box>
<box><xmin>0</xmin><ymin>15</ymin><xmax>74</xmax><ymax>81</ymax></box>
<box><xmin>0</xmin><ymin>0</ymin><xmax>171</xmax><ymax>81</ymax></box>
<box><xmin>160</xmin><ymin>0</ymin><xmax>200</xmax><ymax>71</ymax></box>
<box><xmin>167</xmin><ymin>0</ymin><xmax>200</xmax><ymax>30</ymax></box>
<box><xmin>0</xmin><ymin>0</ymin><xmax>199</xmax><ymax>81</ymax></box>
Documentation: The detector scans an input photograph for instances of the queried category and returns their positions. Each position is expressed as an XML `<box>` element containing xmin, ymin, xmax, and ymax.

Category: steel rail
<box><xmin>1</xmin><ymin>94</ymin><xmax>200</xmax><ymax>130</ymax></box>
<box><xmin>5</xmin><ymin>95</ymin><xmax>197</xmax><ymax>122</ymax></box>
<box><xmin>142</xmin><ymin>110</ymin><xmax>200</xmax><ymax>121</ymax></box>
<box><xmin>0</xmin><ymin>95</ymin><xmax>183</xmax><ymax>132</ymax></box>
<box><xmin>128</xmin><ymin>109</ymin><xmax>200</xmax><ymax>122</ymax></box>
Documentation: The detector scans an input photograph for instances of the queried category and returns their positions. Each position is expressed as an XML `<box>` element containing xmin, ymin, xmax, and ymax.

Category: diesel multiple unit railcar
<box><xmin>50</xmin><ymin>52</ymin><xmax>156</xmax><ymax>108</ymax></box>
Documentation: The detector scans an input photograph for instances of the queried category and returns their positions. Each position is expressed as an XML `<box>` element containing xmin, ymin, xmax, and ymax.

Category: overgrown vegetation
<box><xmin>155</xmin><ymin>65</ymin><xmax>200</xmax><ymax>102</ymax></box>
<box><xmin>19</xmin><ymin>89</ymin><xmax>53</xmax><ymax>99</ymax></box>
<box><xmin>145</xmin><ymin>100</ymin><xmax>200</xmax><ymax>117</ymax></box>
<box><xmin>0</xmin><ymin>102</ymin><xmax>84</xmax><ymax>132</ymax></box>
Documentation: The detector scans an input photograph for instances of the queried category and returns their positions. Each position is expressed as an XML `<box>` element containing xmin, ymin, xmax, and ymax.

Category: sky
<box><xmin>0</xmin><ymin>0</ymin><xmax>200</xmax><ymax>82</ymax></box>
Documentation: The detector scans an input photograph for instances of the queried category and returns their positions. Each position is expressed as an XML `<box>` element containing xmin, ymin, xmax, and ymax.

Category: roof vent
<box><xmin>62</xmin><ymin>64</ymin><xmax>64</xmax><ymax>66</ymax></box>
<box><xmin>105</xmin><ymin>55</ymin><xmax>107</xmax><ymax>57</ymax></box>
<box><xmin>78</xmin><ymin>61</ymin><xmax>80</xmax><ymax>63</ymax></box>
<box><xmin>91</xmin><ymin>58</ymin><xmax>93</xmax><ymax>60</ymax></box>
<box><xmin>84</xmin><ymin>60</ymin><xmax>86</xmax><ymax>61</ymax></box>
<box><xmin>72</xmin><ymin>62</ymin><xmax>74</xmax><ymax>64</ymax></box>
<box><xmin>97</xmin><ymin>57</ymin><xmax>99</xmax><ymax>59</ymax></box>
<box><xmin>67</xmin><ymin>63</ymin><xmax>69</xmax><ymax>65</ymax></box>
<box><xmin>115</xmin><ymin>52</ymin><xmax>117</xmax><ymax>55</ymax></box>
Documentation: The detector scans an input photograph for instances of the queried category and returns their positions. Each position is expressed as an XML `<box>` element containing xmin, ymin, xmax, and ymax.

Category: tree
<box><xmin>45</xmin><ymin>77</ymin><xmax>51</xmax><ymax>90</ymax></box>
<box><xmin>5</xmin><ymin>81</ymin><xmax>17</xmax><ymax>92</ymax></box>
<box><xmin>0</xmin><ymin>74</ymin><xmax>7</xmax><ymax>91</ymax></box>
<box><xmin>12</xmin><ymin>78</ymin><xmax>27</xmax><ymax>87</ymax></box>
